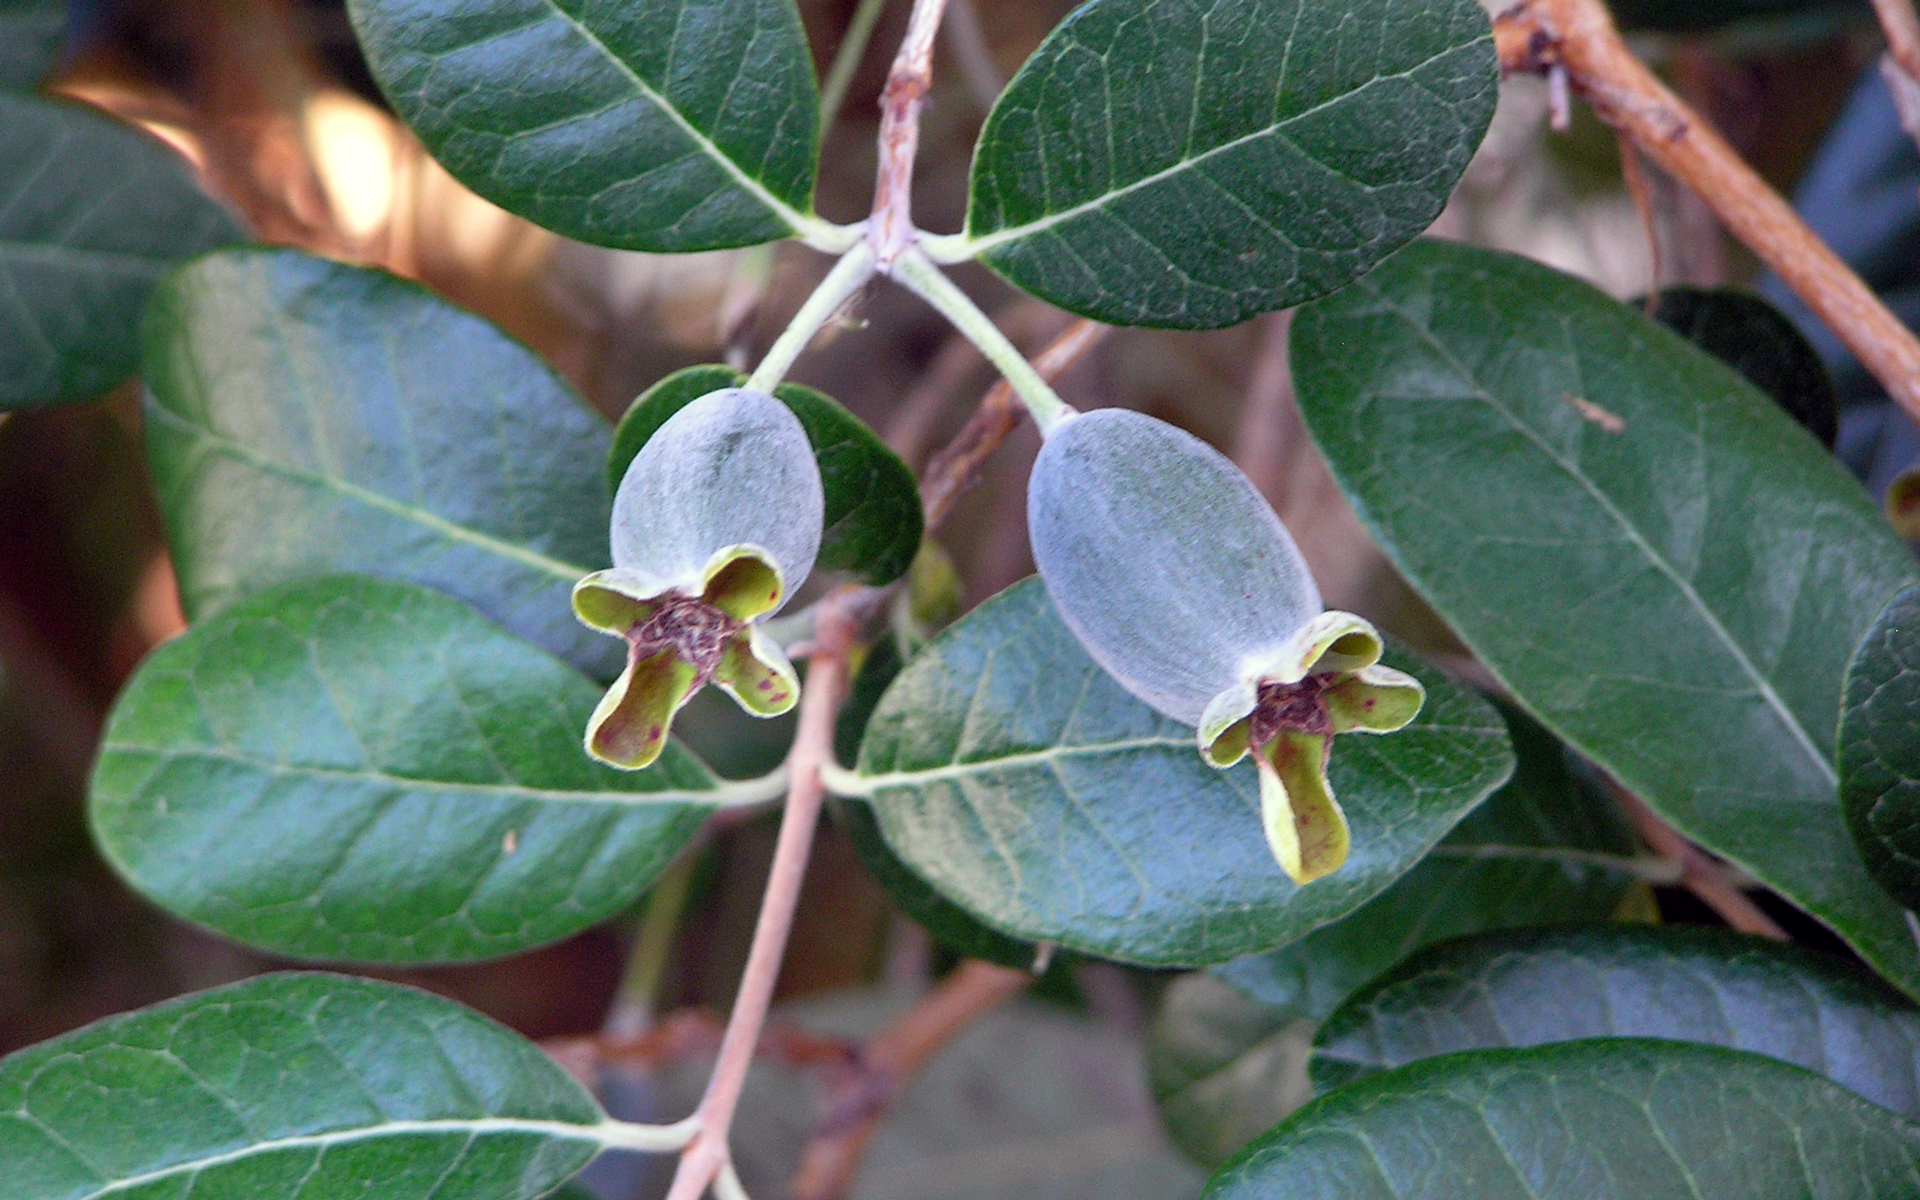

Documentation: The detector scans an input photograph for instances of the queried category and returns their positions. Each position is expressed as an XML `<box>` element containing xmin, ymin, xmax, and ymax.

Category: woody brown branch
<box><xmin>1609</xmin><ymin>783</ymin><xmax>1789</xmax><ymax>941</ymax></box>
<box><xmin>790</xmin><ymin>960</ymin><xmax>1033</xmax><ymax>1200</ymax></box>
<box><xmin>1496</xmin><ymin>0</ymin><xmax>1920</xmax><ymax>425</ymax></box>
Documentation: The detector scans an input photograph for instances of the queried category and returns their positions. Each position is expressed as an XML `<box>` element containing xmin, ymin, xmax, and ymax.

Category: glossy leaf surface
<box><xmin>611</xmin><ymin>365</ymin><xmax>922</xmax><ymax>585</ymax></box>
<box><xmin>0</xmin><ymin>973</ymin><xmax>607</xmax><ymax>1200</ymax></box>
<box><xmin>1293</xmin><ymin>240</ymin><xmax>1920</xmax><ymax>995</ymax></box>
<box><xmin>1205</xmin><ymin>1040</ymin><xmax>1920</xmax><ymax>1200</ymax></box>
<box><xmin>1312</xmin><ymin>925</ymin><xmax>1920</xmax><ymax>1116</ymax></box>
<box><xmin>964</xmin><ymin>0</ymin><xmax>1496</xmax><ymax>328</ymax></box>
<box><xmin>143</xmin><ymin>248</ymin><xmax>617</xmax><ymax>674</ymax></box>
<box><xmin>0</xmin><ymin>0</ymin><xmax>62</xmax><ymax>90</ymax></box>
<box><xmin>1840</xmin><ymin>583</ymin><xmax>1920</xmax><ymax>909</ymax></box>
<box><xmin>1150</xmin><ymin>703</ymin><xmax>1640</xmax><ymax>1166</ymax></box>
<box><xmin>856</xmin><ymin>578</ymin><xmax>1513</xmax><ymax>966</ymax></box>
<box><xmin>0</xmin><ymin>93</ymin><xmax>241</xmax><ymax>409</ymax></box>
<box><xmin>348</xmin><ymin>0</ymin><xmax>820</xmax><ymax>251</ymax></box>
<box><xmin>91</xmin><ymin>576</ymin><xmax>717</xmax><ymax>964</ymax></box>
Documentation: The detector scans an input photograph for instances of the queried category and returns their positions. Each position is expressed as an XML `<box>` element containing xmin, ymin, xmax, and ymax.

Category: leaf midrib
<box><xmin>77</xmin><ymin>1115</ymin><xmax>609</xmax><ymax>1199</ymax></box>
<box><xmin>1364</xmin><ymin>285</ymin><xmax>1838</xmax><ymax>787</ymax></box>
<box><xmin>858</xmin><ymin>723</ymin><xmax>1501</xmax><ymax>790</ymax></box>
<box><xmin>104</xmin><ymin>742</ymin><xmax>720</xmax><ymax>808</ymax></box>
<box><xmin>530</xmin><ymin>0</ymin><xmax>811</xmax><ymax>234</ymax></box>
<box><xmin>147</xmin><ymin>400</ymin><xmax>595</xmax><ymax>583</ymax></box>
<box><xmin>965</xmin><ymin>36</ymin><xmax>1482</xmax><ymax>253</ymax></box>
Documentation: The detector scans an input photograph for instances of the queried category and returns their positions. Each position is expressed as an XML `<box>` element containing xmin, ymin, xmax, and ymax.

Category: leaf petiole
<box><xmin>889</xmin><ymin>249</ymin><xmax>1074</xmax><ymax>434</ymax></box>
<box><xmin>596</xmin><ymin>1115</ymin><xmax>702</xmax><ymax>1153</ymax></box>
<box><xmin>744</xmin><ymin>241</ymin><xmax>877</xmax><ymax>393</ymax></box>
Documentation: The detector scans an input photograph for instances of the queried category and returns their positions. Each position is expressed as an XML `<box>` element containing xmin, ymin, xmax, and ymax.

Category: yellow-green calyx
<box><xmin>1197</xmin><ymin>612</ymin><xmax>1424</xmax><ymax>886</ymax></box>
<box><xmin>573</xmin><ymin>545</ymin><xmax>799</xmax><ymax>770</ymax></box>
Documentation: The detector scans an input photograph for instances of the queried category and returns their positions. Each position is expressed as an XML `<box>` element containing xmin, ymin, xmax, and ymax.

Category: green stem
<box><xmin>707</xmin><ymin>766</ymin><xmax>793</xmax><ymax>807</ymax></box>
<box><xmin>745</xmin><ymin>242</ymin><xmax>877</xmax><ymax>393</ymax></box>
<box><xmin>818</xmin><ymin>759</ymin><xmax>870</xmax><ymax>797</ymax></box>
<box><xmin>597</xmin><ymin>1115</ymin><xmax>701</xmax><ymax>1153</ymax></box>
<box><xmin>604</xmin><ymin>848</ymin><xmax>704</xmax><ymax>1036</ymax></box>
<box><xmin>889</xmin><ymin>249</ymin><xmax>1074</xmax><ymax>434</ymax></box>
<box><xmin>819</xmin><ymin>0</ymin><xmax>893</xmax><ymax>131</ymax></box>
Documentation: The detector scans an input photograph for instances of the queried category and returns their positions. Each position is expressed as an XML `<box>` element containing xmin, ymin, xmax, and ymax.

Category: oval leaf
<box><xmin>1643</xmin><ymin>286</ymin><xmax>1836</xmax><ymax>448</ymax></box>
<box><xmin>961</xmin><ymin>0</ymin><xmax>1496</xmax><ymax>328</ymax></box>
<box><xmin>612</xmin><ymin>365</ymin><xmax>923</xmax><ymax>586</ymax></box>
<box><xmin>1205</xmin><ymin>1040</ymin><xmax>1920</xmax><ymax>1200</ymax></box>
<box><xmin>1315</xmin><ymin>925</ymin><xmax>1920</xmax><ymax>1119</ymax></box>
<box><xmin>348</xmin><ymin>0</ymin><xmax>820</xmax><ymax>252</ymax></box>
<box><xmin>854</xmin><ymin>577</ymin><xmax>1514</xmax><ymax>967</ymax></box>
<box><xmin>0</xmin><ymin>93</ymin><xmax>241</xmax><ymax>409</ymax></box>
<box><xmin>1151</xmin><ymin>702</ymin><xmax>1642</xmax><ymax>1166</ymax></box>
<box><xmin>1841</xmin><ymin>583</ymin><xmax>1920</xmax><ymax>910</ymax></box>
<box><xmin>0</xmin><ymin>973</ymin><xmax>608</xmax><ymax>1200</ymax></box>
<box><xmin>143</xmin><ymin>247</ymin><xmax>617</xmax><ymax>674</ymax></box>
<box><xmin>1292</xmin><ymin>239</ymin><xmax>1920</xmax><ymax>995</ymax></box>
<box><xmin>0</xmin><ymin>0</ymin><xmax>63</xmax><ymax>90</ymax></box>
<box><xmin>91</xmin><ymin>575</ymin><xmax>719</xmax><ymax>964</ymax></box>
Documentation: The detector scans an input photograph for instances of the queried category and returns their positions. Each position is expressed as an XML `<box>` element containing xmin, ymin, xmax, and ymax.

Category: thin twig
<box><xmin>867</xmin><ymin>0</ymin><xmax>954</xmax><ymax>266</ymax></box>
<box><xmin>918</xmin><ymin>318</ymin><xmax>1106</xmax><ymax>531</ymax></box>
<box><xmin>1497</xmin><ymin>0</ymin><xmax>1920</xmax><ymax>424</ymax></box>
<box><xmin>820</xmin><ymin>0</ymin><xmax>895</xmax><ymax>131</ymax></box>
<box><xmin>790</xmin><ymin>960</ymin><xmax>1033</xmax><ymax>1200</ymax></box>
<box><xmin>604</xmin><ymin>848</ymin><xmax>703</xmax><ymax>1037</ymax></box>
<box><xmin>1230</xmin><ymin>311</ymin><xmax>1296</xmax><ymax>503</ymax></box>
<box><xmin>1875</xmin><ymin>0</ymin><xmax>1920</xmax><ymax>87</ymax></box>
<box><xmin>1613</xmin><ymin>129</ymin><xmax>1664</xmax><ymax>305</ymax></box>
<box><xmin>942</xmin><ymin>0</ymin><xmax>1005</xmax><ymax>113</ymax></box>
<box><xmin>664</xmin><ymin>601</ymin><xmax>861</xmax><ymax>1200</ymax></box>
<box><xmin>1609</xmin><ymin>784</ymin><xmax>1789</xmax><ymax>940</ymax></box>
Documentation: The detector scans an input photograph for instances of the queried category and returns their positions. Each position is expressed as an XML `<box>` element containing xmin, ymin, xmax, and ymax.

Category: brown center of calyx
<box><xmin>1248</xmin><ymin>675</ymin><xmax>1335</xmax><ymax>747</ymax></box>
<box><xmin>626</xmin><ymin>592</ymin><xmax>744</xmax><ymax>684</ymax></box>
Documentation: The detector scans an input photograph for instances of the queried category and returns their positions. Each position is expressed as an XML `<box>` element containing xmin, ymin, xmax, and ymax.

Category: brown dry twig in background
<box><xmin>1496</xmin><ymin>0</ymin><xmax>1920</xmax><ymax>422</ymax></box>
<box><xmin>1608</xmin><ymin>784</ymin><xmax>1789</xmax><ymax>941</ymax></box>
<box><xmin>790</xmin><ymin>960</ymin><xmax>1034</xmax><ymax>1200</ymax></box>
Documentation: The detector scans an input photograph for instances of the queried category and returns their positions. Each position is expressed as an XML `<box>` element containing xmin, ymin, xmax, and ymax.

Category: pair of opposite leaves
<box><xmin>579</xmin><ymin>388</ymin><xmax>1423</xmax><ymax>886</ymax></box>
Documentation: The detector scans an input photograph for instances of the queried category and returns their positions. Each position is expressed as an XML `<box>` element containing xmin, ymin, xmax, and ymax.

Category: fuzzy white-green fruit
<box><xmin>1027</xmin><ymin>407</ymin><xmax>1422</xmax><ymax>886</ymax></box>
<box><xmin>1027</xmin><ymin>407</ymin><xmax>1322</xmax><ymax>725</ymax></box>
<box><xmin>573</xmin><ymin>388</ymin><xmax>824</xmax><ymax>769</ymax></box>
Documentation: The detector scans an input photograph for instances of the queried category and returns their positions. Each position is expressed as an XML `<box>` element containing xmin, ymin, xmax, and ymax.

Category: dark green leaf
<box><xmin>855</xmin><ymin>578</ymin><xmax>1514</xmax><ymax>967</ymax></box>
<box><xmin>0</xmin><ymin>0</ymin><xmax>63</xmax><ymax>90</ymax></box>
<box><xmin>347</xmin><ymin>0</ymin><xmax>821</xmax><ymax>252</ymax></box>
<box><xmin>1609</xmin><ymin>0</ymin><xmax>1861</xmax><ymax>33</ymax></box>
<box><xmin>1205</xmin><ymin>1040</ymin><xmax>1920</xmax><ymax>1200</ymax></box>
<box><xmin>1312</xmin><ymin>925</ymin><xmax>1920</xmax><ymax>1117</ymax></box>
<box><xmin>0</xmin><ymin>972</ymin><xmax>612</xmax><ymax>1200</ymax></box>
<box><xmin>1292</xmin><ymin>239</ymin><xmax>1920</xmax><ymax>995</ymax></box>
<box><xmin>611</xmin><ymin>365</ymin><xmax>922</xmax><ymax>585</ymax></box>
<box><xmin>1642</xmin><ymin>287</ymin><xmax>1836</xmax><ymax>448</ymax></box>
<box><xmin>961</xmin><ymin>0</ymin><xmax>1496</xmax><ymax>328</ymax></box>
<box><xmin>143</xmin><ymin>248</ymin><xmax>618</xmax><ymax>675</ymax></box>
<box><xmin>91</xmin><ymin>575</ymin><xmax>718</xmax><ymax>964</ymax></box>
<box><xmin>0</xmin><ymin>93</ymin><xmax>241</xmax><ymax>410</ymax></box>
<box><xmin>1150</xmin><ymin>972</ymin><xmax>1315</xmax><ymax>1169</ymax></box>
<box><xmin>1149</xmin><ymin>702</ymin><xmax>1641</xmax><ymax>1166</ymax></box>
<box><xmin>1841</xmin><ymin>583</ymin><xmax>1920</xmax><ymax>910</ymax></box>
<box><xmin>834</xmin><ymin>636</ymin><xmax>1038</xmax><ymax>968</ymax></box>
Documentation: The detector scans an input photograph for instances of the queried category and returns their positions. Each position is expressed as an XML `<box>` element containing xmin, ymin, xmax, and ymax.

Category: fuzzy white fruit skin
<box><xmin>1028</xmin><ymin>408</ymin><xmax>1322</xmax><ymax>727</ymax></box>
<box><xmin>608</xmin><ymin>388</ymin><xmax>824</xmax><ymax>609</ymax></box>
